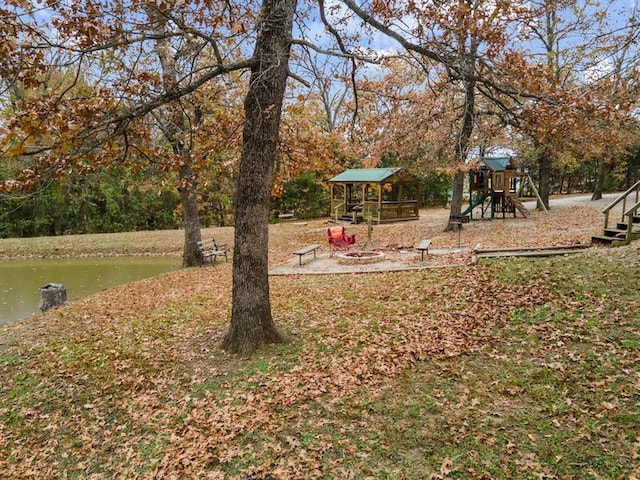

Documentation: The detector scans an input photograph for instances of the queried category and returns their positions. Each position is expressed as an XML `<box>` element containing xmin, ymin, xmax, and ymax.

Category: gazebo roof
<box><xmin>481</xmin><ymin>157</ymin><xmax>512</xmax><ymax>172</ymax></box>
<box><xmin>328</xmin><ymin>168</ymin><xmax>416</xmax><ymax>183</ymax></box>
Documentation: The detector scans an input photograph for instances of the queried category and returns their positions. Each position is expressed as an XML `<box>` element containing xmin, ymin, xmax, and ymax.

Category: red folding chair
<box><xmin>327</xmin><ymin>226</ymin><xmax>356</xmax><ymax>257</ymax></box>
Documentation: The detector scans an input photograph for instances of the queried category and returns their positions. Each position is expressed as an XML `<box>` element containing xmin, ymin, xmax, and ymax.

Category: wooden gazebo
<box><xmin>328</xmin><ymin>168</ymin><xmax>420</xmax><ymax>224</ymax></box>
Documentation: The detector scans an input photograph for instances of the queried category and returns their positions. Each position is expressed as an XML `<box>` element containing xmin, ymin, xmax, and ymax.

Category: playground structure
<box><xmin>463</xmin><ymin>157</ymin><xmax>532</xmax><ymax>220</ymax></box>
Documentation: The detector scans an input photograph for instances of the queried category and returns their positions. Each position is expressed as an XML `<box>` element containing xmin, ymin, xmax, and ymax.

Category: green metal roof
<box><xmin>481</xmin><ymin>157</ymin><xmax>511</xmax><ymax>172</ymax></box>
<box><xmin>328</xmin><ymin>168</ymin><xmax>403</xmax><ymax>183</ymax></box>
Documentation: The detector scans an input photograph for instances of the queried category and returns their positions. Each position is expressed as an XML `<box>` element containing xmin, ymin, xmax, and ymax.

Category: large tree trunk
<box><xmin>537</xmin><ymin>148</ymin><xmax>552</xmax><ymax>210</ymax></box>
<box><xmin>446</xmin><ymin>74</ymin><xmax>475</xmax><ymax>232</ymax></box>
<box><xmin>148</xmin><ymin>5</ymin><xmax>203</xmax><ymax>267</ymax></box>
<box><xmin>222</xmin><ymin>0</ymin><xmax>296</xmax><ymax>355</ymax></box>
<box><xmin>179</xmin><ymin>157</ymin><xmax>203</xmax><ymax>267</ymax></box>
<box><xmin>591</xmin><ymin>158</ymin><xmax>606</xmax><ymax>201</ymax></box>
<box><xmin>448</xmin><ymin>169</ymin><xmax>466</xmax><ymax>219</ymax></box>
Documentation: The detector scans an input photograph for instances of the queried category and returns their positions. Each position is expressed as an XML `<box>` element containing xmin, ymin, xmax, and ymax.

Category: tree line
<box><xmin>9</xmin><ymin>154</ymin><xmax>637</xmax><ymax>239</ymax></box>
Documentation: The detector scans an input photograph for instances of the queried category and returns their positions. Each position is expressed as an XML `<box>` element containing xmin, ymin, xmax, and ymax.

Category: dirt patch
<box><xmin>269</xmin><ymin>247</ymin><xmax>471</xmax><ymax>275</ymax></box>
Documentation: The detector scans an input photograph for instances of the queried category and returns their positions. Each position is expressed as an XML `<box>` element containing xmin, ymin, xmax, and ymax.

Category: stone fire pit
<box><xmin>336</xmin><ymin>250</ymin><xmax>386</xmax><ymax>265</ymax></box>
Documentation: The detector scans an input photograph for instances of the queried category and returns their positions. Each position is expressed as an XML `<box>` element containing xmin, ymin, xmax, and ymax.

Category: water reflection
<box><xmin>1</xmin><ymin>257</ymin><xmax>180</xmax><ymax>325</ymax></box>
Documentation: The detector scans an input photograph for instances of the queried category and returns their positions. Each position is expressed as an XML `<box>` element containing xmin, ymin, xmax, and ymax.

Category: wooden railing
<box><xmin>333</xmin><ymin>202</ymin><xmax>346</xmax><ymax>222</ymax></box>
<box><xmin>622</xmin><ymin>199</ymin><xmax>640</xmax><ymax>245</ymax></box>
<box><xmin>332</xmin><ymin>199</ymin><xmax>419</xmax><ymax>223</ymax></box>
<box><xmin>602</xmin><ymin>180</ymin><xmax>640</xmax><ymax>230</ymax></box>
<box><xmin>379</xmin><ymin>200</ymin><xmax>419</xmax><ymax>220</ymax></box>
<box><xmin>601</xmin><ymin>180</ymin><xmax>640</xmax><ymax>246</ymax></box>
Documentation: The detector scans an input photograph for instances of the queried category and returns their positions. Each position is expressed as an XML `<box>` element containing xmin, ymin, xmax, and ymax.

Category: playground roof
<box><xmin>328</xmin><ymin>168</ymin><xmax>417</xmax><ymax>183</ymax></box>
<box><xmin>481</xmin><ymin>157</ymin><xmax>512</xmax><ymax>172</ymax></box>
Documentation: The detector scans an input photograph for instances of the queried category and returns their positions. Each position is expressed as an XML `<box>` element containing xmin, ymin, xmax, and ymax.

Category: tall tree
<box><xmin>588</xmin><ymin>1</ymin><xmax>640</xmax><ymax>199</ymax></box>
<box><xmin>337</xmin><ymin>0</ymin><xmax>518</xmax><ymax>229</ymax></box>
<box><xmin>336</xmin><ymin>0</ymin><xmax>638</xmax><ymax>212</ymax></box>
<box><xmin>1</xmin><ymin>1</ymin><xmax>286</xmax><ymax>354</ymax></box>
<box><xmin>222</xmin><ymin>0</ymin><xmax>297</xmax><ymax>354</ymax></box>
<box><xmin>511</xmin><ymin>0</ymin><xmax>623</xmax><ymax>207</ymax></box>
<box><xmin>146</xmin><ymin>4</ymin><xmax>204</xmax><ymax>266</ymax></box>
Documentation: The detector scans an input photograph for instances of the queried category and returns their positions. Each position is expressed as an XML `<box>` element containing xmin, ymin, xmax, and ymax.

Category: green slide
<box><xmin>460</xmin><ymin>194</ymin><xmax>486</xmax><ymax>216</ymax></box>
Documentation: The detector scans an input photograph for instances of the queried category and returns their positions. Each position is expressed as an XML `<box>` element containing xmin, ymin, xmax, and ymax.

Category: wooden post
<box><xmin>377</xmin><ymin>183</ymin><xmax>382</xmax><ymax>224</ymax></box>
<box><xmin>365</xmin><ymin>217</ymin><xmax>375</xmax><ymax>248</ymax></box>
<box><xmin>526</xmin><ymin>175</ymin><xmax>548</xmax><ymax>214</ymax></box>
<box><xmin>39</xmin><ymin>283</ymin><xmax>68</xmax><ymax>313</ymax></box>
<box><xmin>454</xmin><ymin>222</ymin><xmax>462</xmax><ymax>248</ymax></box>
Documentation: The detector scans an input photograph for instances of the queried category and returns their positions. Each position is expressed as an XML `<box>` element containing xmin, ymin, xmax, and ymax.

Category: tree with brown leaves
<box><xmin>222</xmin><ymin>0</ymin><xmax>298</xmax><ymax>354</ymax></box>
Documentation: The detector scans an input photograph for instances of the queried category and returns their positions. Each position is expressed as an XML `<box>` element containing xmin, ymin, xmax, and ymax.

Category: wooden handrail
<box><xmin>624</xmin><ymin>199</ymin><xmax>640</xmax><ymax>217</ymax></box>
<box><xmin>622</xmin><ymin>200</ymin><xmax>640</xmax><ymax>244</ymax></box>
<box><xmin>602</xmin><ymin>180</ymin><xmax>640</xmax><ymax>229</ymax></box>
<box><xmin>602</xmin><ymin>180</ymin><xmax>640</xmax><ymax>214</ymax></box>
<box><xmin>333</xmin><ymin>202</ymin><xmax>345</xmax><ymax>222</ymax></box>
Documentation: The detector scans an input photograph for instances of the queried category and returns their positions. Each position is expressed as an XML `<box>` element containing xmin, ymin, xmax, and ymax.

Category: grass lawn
<box><xmin>1</xmin><ymin>203</ymin><xmax>638</xmax><ymax>479</ymax></box>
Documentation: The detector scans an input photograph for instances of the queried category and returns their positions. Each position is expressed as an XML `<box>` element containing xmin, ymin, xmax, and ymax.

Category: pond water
<box><xmin>0</xmin><ymin>257</ymin><xmax>181</xmax><ymax>325</ymax></box>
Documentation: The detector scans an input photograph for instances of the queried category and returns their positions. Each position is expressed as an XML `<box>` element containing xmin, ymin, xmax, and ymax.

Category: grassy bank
<box><xmin>1</xmin><ymin>206</ymin><xmax>638</xmax><ymax>478</ymax></box>
<box><xmin>0</xmin><ymin>228</ymin><xmax>228</xmax><ymax>259</ymax></box>
<box><xmin>1</xmin><ymin>243</ymin><xmax>638</xmax><ymax>478</ymax></box>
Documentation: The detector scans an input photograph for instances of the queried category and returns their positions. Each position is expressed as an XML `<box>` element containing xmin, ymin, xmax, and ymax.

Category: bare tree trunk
<box><xmin>147</xmin><ymin>5</ymin><xmax>203</xmax><ymax>267</ymax></box>
<box><xmin>448</xmin><ymin>169</ymin><xmax>466</xmax><ymax>219</ymax></box>
<box><xmin>558</xmin><ymin>169</ymin><xmax>565</xmax><ymax>194</ymax></box>
<box><xmin>179</xmin><ymin>157</ymin><xmax>202</xmax><ymax>267</ymax></box>
<box><xmin>537</xmin><ymin>148</ymin><xmax>552</xmax><ymax>210</ymax></box>
<box><xmin>446</xmin><ymin>74</ymin><xmax>475</xmax><ymax>232</ymax></box>
<box><xmin>222</xmin><ymin>0</ymin><xmax>296</xmax><ymax>355</ymax></box>
<box><xmin>591</xmin><ymin>158</ymin><xmax>605</xmax><ymax>201</ymax></box>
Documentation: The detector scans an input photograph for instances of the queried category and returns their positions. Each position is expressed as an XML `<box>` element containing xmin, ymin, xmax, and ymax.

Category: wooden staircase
<box><xmin>592</xmin><ymin>181</ymin><xmax>640</xmax><ymax>246</ymax></box>
<box><xmin>336</xmin><ymin>213</ymin><xmax>362</xmax><ymax>224</ymax></box>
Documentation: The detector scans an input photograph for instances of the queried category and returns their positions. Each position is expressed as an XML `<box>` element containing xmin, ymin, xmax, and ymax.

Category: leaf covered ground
<box><xmin>1</xmin><ymin>198</ymin><xmax>639</xmax><ymax>479</ymax></box>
